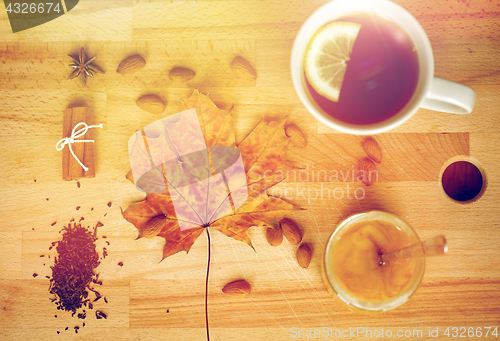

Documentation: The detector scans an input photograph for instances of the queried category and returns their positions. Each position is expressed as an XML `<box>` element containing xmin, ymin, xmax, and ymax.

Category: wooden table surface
<box><xmin>1</xmin><ymin>0</ymin><xmax>499</xmax><ymax>340</ymax></box>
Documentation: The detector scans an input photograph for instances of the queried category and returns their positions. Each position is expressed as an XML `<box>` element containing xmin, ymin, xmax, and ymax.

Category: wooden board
<box><xmin>0</xmin><ymin>0</ymin><xmax>499</xmax><ymax>340</ymax></box>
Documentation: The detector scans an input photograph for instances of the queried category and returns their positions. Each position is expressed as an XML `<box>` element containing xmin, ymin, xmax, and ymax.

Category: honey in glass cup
<box><xmin>322</xmin><ymin>211</ymin><xmax>425</xmax><ymax>312</ymax></box>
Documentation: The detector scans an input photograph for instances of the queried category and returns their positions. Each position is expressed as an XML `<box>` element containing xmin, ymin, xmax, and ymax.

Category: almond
<box><xmin>231</xmin><ymin>56</ymin><xmax>257</xmax><ymax>80</ymax></box>
<box><xmin>136</xmin><ymin>94</ymin><xmax>166</xmax><ymax>114</ymax></box>
<box><xmin>296</xmin><ymin>244</ymin><xmax>312</xmax><ymax>269</ymax></box>
<box><xmin>358</xmin><ymin>157</ymin><xmax>377</xmax><ymax>186</ymax></box>
<box><xmin>279</xmin><ymin>218</ymin><xmax>302</xmax><ymax>245</ymax></box>
<box><xmin>361</xmin><ymin>137</ymin><xmax>382</xmax><ymax>163</ymax></box>
<box><xmin>126</xmin><ymin>169</ymin><xmax>135</xmax><ymax>184</ymax></box>
<box><xmin>117</xmin><ymin>55</ymin><xmax>146</xmax><ymax>75</ymax></box>
<box><xmin>266</xmin><ymin>226</ymin><xmax>283</xmax><ymax>246</ymax></box>
<box><xmin>142</xmin><ymin>215</ymin><xmax>167</xmax><ymax>238</ymax></box>
<box><xmin>222</xmin><ymin>279</ymin><xmax>251</xmax><ymax>298</ymax></box>
<box><xmin>285</xmin><ymin>124</ymin><xmax>307</xmax><ymax>148</ymax></box>
<box><xmin>169</xmin><ymin>67</ymin><xmax>196</xmax><ymax>81</ymax></box>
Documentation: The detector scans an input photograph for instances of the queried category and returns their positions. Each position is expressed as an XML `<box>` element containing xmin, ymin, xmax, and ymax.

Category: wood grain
<box><xmin>0</xmin><ymin>0</ymin><xmax>499</xmax><ymax>340</ymax></box>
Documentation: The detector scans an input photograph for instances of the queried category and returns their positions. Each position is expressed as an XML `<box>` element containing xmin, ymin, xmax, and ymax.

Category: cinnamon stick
<box><xmin>62</xmin><ymin>107</ymin><xmax>96</xmax><ymax>180</ymax></box>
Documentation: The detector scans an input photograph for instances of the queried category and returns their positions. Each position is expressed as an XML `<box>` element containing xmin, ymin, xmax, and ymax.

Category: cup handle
<box><xmin>420</xmin><ymin>77</ymin><xmax>476</xmax><ymax>114</ymax></box>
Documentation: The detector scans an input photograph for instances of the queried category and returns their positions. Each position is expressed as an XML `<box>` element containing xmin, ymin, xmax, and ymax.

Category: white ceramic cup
<box><xmin>291</xmin><ymin>0</ymin><xmax>476</xmax><ymax>135</ymax></box>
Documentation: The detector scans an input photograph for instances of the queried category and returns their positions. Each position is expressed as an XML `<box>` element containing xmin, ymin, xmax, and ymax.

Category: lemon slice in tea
<box><xmin>304</xmin><ymin>22</ymin><xmax>361</xmax><ymax>102</ymax></box>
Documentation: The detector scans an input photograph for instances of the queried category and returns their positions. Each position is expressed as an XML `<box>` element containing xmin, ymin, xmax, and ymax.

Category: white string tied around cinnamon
<box><xmin>56</xmin><ymin>122</ymin><xmax>103</xmax><ymax>172</ymax></box>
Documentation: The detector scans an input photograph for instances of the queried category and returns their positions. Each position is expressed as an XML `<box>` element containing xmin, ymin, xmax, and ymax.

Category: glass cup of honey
<box><xmin>322</xmin><ymin>211</ymin><xmax>425</xmax><ymax>312</ymax></box>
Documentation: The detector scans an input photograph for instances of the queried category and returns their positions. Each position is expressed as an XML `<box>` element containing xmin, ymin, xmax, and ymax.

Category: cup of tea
<box><xmin>322</xmin><ymin>211</ymin><xmax>425</xmax><ymax>312</ymax></box>
<box><xmin>291</xmin><ymin>0</ymin><xmax>476</xmax><ymax>135</ymax></box>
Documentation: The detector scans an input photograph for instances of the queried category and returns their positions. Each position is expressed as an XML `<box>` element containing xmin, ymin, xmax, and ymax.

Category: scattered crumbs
<box><xmin>55</xmin><ymin>315</ymin><xmax>57</xmax><ymax>318</ymax></box>
<box><xmin>104</xmin><ymin>297</ymin><xmax>108</xmax><ymax>303</ymax></box>
<box><xmin>32</xmin><ymin>273</ymin><xmax>38</xmax><ymax>278</ymax></box>
<box><xmin>76</xmin><ymin>206</ymin><xmax>81</xmax><ymax>210</ymax></box>
<box><xmin>70</xmin><ymin>218</ymin><xmax>75</xmax><ymax>222</ymax></box>
<box><xmin>43</xmin><ymin>263</ymin><xmax>45</xmax><ymax>266</ymax></box>
<box><xmin>96</xmin><ymin>310</ymin><xmax>107</xmax><ymax>319</ymax></box>
<box><xmin>40</xmin><ymin>255</ymin><xmax>45</xmax><ymax>257</ymax></box>
<box><xmin>118</xmin><ymin>261</ymin><xmax>123</xmax><ymax>267</ymax></box>
<box><xmin>51</xmin><ymin>221</ymin><xmax>57</xmax><ymax>226</ymax></box>
<box><xmin>46</xmin><ymin>276</ymin><xmax>50</xmax><ymax>279</ymax></box>
<box><xmin>79</xmin><ymin>217</ymin><xmax>85</xmax><ymax>222</ymax></box>
<box><xmin>34</xmin><ymin>179</ymin><xmax>36</xmax><ymax>182</ymax></box>
<box><xmin>91</xmin><ymin>207</ymin><xmax>94</xmax><ymax>211</ymax></box>
<box><xmin>65</xmin><ymin>327</ymin><xmax>68</xmax><ymax>331</ymax></box>
<box><xmin>107</xmin><ymin>202</ymin><xmax>112</xmax><ymax>207</ymax></box>
<box><xmin>101</xmin><ymin>235</ymin><xmax>106</xmax><ymax>238</ymax></box>
<box><xmin>32</xmin><ymin>228</ymin><xmax>35</xmax><ymax>230</ymax></box>
<box><xmin>57</xmin><ymin>331</ymin><xmax>60</xmax><ymax>334</ymax></box>
<box><xmin>166</xmin><ymin>309</ymin><xmax>169</xmax><ymax>313</ymax></box>
<box><xmin>48</xmin><ymin>255</ymin><xmax>50</xmax><ymax>258</ymax></box>
<box><xmin>104</xmin><ymin>213</ymin><xmax>107</xmax><ymax>217</ymax></box>
<box><xmin>46</xmin><ymin>198</ymin><xmax>49</xmax><ymax>201</ymax></box>
<box><xmin>97</xmin><ymin>222</ymin><xmax>104</xmax><ymax>228</ymax></box>
<box><xmin>83</xmin><ymin>322</ymin><xmax>85</xmax><ymax>327</ymax></box>
<box><xmin>77</xmin><ymin>181</ymin><xmax>81</xmax><ymax>188</ymax></box>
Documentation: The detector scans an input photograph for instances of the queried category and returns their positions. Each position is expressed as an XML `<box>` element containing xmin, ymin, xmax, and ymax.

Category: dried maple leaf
<box><xmin>122</xmin><ymin>90</ymin><xmax>301</xmax><ymax>261</ymax></box>
<box><xmin>238</xmin><ymin>116</ymin><xmax>296</xmax><ymax>195</ymax></box>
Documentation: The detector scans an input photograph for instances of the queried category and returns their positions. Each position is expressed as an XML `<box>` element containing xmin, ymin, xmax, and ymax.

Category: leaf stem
<box><xmin>205</xmin><ymin>228</ymin><xmax>211</xmax><ymax>341</ymax></box>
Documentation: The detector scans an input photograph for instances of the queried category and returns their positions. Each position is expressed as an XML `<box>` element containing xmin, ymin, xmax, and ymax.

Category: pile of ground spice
<box><xmin>49</xmin><ymin>223</ymin><xmax>103</xmax><ymax>314</ymax></box>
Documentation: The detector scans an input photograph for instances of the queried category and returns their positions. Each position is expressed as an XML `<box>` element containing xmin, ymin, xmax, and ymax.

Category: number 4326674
<box><xmin>6</xmin><ymin>3</ymin><xmax>61</xmax><ymax>14</ymax></box>
<box><xmin>444</xmin><ymin>327</ymin><xmax>498</xmax><ymax>338</ymax></box>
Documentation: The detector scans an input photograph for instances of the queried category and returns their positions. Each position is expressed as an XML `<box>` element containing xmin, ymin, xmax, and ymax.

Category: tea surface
<box><xmin>307</xmin><ymin>13</ymin><xmax>419</xmax><ymax>125</ymax></box>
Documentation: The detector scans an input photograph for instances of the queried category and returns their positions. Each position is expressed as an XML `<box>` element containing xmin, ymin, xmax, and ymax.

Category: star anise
<box><xmin>68</xmin><ymin>48</ymin><xmax>105</xmax><ymax>87</ymax></box>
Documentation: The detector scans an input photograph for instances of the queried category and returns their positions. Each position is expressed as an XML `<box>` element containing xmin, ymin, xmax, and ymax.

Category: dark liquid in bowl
<box><xmin>306</xmin><ymin>13</ymin><xmax>419</xmax><ymax>125</ymax></box>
